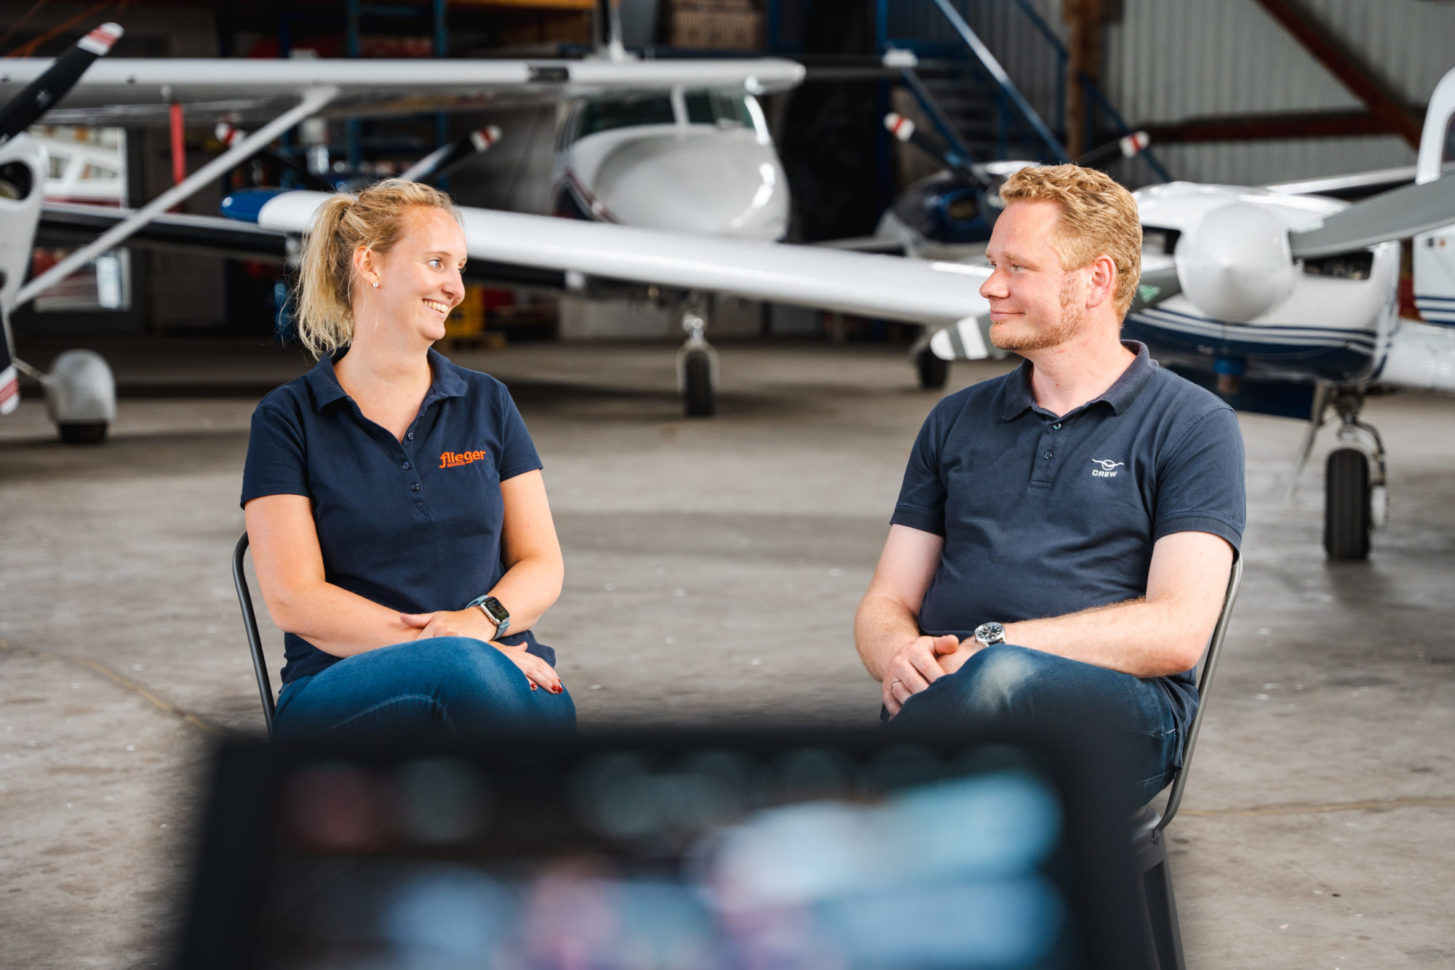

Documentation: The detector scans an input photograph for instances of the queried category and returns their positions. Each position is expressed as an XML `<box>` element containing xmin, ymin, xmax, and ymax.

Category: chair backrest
<box><xmin>1154</xmin><ymin>553</ymin><xmax>1243</xmax><ymax>836</ymax></box>
<box><xmin>231</xmin><ymin>533</ymin><xmax>276</xmax><ymax>739</ymax></box>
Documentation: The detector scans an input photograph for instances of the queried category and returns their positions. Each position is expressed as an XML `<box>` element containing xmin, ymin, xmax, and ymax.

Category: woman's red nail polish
<box><xmin>530</xmin><ymin>683</ymin><xmax>538</xmax><ymax>690</ymax></box>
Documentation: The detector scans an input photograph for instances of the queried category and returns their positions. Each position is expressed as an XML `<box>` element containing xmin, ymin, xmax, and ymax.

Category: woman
<box><xmin>241</xmin><ymin>179</ymin><xmax>574</xmax><ymax>740</ymax></box>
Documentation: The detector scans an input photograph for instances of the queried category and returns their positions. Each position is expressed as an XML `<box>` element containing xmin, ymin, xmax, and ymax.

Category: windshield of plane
<box><xmin>683</xmin><ymin>91</ymin><xmax>755</xmax><ymax>129</ymax></box>
<box><xmin>576</xmin><ymin>95</ymin><xmax>675</xmax><ymax>138</ymax></box>
<box><xmin>575</xmin><ymin>91</ymin><xmax>762</xmax><ymax>139</ymax></box>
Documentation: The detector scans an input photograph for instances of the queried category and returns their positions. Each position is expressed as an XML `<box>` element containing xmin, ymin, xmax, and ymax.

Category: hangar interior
<box><xmin>1</xmin><ymin>1</ymin><xmax>1453</xmax><ymax>968</ymax></box>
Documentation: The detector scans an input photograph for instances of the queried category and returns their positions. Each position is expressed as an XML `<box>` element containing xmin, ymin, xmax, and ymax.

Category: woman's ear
<box><xmin>353</xmin><ymin>245</ymin><xmax>376</xmax><ymax>289</ymax></box>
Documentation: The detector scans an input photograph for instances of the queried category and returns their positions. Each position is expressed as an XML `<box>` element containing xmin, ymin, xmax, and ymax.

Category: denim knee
<box><xmin>893</xmin><ymin>644</ymin><xmax>1047</xmax><ymax>729</ymax></box>
<box><xmin>955</xmin><ymin>644</ymin><xmax>1044</xmax><ymax>718</ymax></box>
<box><xmin>411</xmin><ymin>636</ymin><xmax>574</xmax><ymax>734</ymax></box>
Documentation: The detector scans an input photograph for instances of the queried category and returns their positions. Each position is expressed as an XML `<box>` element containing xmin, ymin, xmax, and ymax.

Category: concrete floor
<box><xmin>1</xmin><ymin>336</ymin><xmax>1452</xmax><ymax>968</ymax></box>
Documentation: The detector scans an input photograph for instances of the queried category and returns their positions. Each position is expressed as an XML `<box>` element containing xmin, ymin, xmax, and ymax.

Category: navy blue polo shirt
<box><xmin>241</xmin><ymin>348</ymin><xmax>548</xmax><ymax>684</ymax></box>
<box><xmin>891</xmin><ymin>342</ymin><xmax>1244</xmax><ymax>730</ymax></box>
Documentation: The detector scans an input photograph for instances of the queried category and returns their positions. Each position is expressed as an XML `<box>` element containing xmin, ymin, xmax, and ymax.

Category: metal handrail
<box><xmin>924</xmin><ymin>0</ymin><xmax>1068</xmax><ymax>162</ymax></box>
<box><xmin>874</xmin><ymin>0</ymin><xmax>1171</xmax><ymax>180</ymax></box>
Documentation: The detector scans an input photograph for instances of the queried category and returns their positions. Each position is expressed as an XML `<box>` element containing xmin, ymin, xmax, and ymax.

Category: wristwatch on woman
<box><xmin>467</xmin><ymin>594</ymin><xmax>511</xmax><ymax>637</ymax></box>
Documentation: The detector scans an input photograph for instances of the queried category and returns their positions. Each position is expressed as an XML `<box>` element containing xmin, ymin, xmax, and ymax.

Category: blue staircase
<box><xmin>767</xmin><ymin>0</ymin><xmax>1169</xmax><ymax>182</ymax></box>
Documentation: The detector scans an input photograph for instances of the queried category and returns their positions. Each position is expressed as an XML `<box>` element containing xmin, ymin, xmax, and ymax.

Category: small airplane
<box><xmin>867</xmin><ymin>112</ymin><xmax>1152</xmax><ymax>261</ymax></box>
<box><xmin>918</xmin><ymin>67</ymin><xmax>1455</xmax><ymax>561</ymax></box>
<box><xmin>0</xmin><ymin>21</ymin><xmax>994</xmax><ymax>433</ymax></box>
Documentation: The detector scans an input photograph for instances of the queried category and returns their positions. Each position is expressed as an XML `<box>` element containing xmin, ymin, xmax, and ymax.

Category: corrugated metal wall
<box><xmin>1101</xmin><ymin>0</ymin><xmax>1454</xmax><ymax>184</ymax></box>
<box><xmin>879</xmin><ymin>0</ymin><xmax>1453</xmax><ymax>185</ymax></box>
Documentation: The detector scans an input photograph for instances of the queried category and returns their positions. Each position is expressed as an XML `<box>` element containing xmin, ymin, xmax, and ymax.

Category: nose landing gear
<box><xmin>675</xmin><ymin>300</ymin><xmax>717</xmax><ymax>418</ymax></box>
<box><xmin>1297</xmin><ymin>386</ymin><xmax>1386</xmax><ymax>561</ymax></box>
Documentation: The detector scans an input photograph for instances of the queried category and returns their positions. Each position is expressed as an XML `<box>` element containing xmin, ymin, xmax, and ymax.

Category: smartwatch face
<box><xmin>482</xmin><ymin>597</ymin><xmax>509</xmax><ymax>624</ymax></box>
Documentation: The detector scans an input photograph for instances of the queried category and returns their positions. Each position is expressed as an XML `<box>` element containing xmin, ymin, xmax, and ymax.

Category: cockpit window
<box><xmin>576</xmin><ymin>95</ymin><xmax>674</xmax><ymax>138</ymax></box>
<box><xmin>575</xmin><ymin>91</ymin><xmax>764</xmax><ymax>139</ymax></box>
<box><xmin>684</xmin><ymin>91</ymin><xmax>754</xmax><ymax>129</ymax></box>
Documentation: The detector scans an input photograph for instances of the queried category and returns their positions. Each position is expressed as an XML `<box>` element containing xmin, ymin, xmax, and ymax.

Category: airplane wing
<box><xmin>40</xmin><ymin>189</ymin><xmax>994</xmax><ymax>350</ymax></box>
<box><xmin>0</xmin><ymin>57</ymin><xmax>806</xmax><ymax>126</ymax></box>
<box><xmin>252</xmin><ymin>191</ymin><xmax>994</xmax><ymax>341</ymax></box>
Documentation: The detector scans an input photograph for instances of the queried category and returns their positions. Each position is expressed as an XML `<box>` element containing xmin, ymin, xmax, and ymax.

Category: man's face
<box><xmin>979</xmin><ymin>200</ymin><xmax>1087</xmax><ymax>354</ymax></box>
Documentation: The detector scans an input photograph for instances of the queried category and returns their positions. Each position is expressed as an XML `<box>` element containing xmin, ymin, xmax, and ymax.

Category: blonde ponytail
<box><xmin>291</xmin><ymin>179</ymin><xmax>460</xmax><ymax>358</ymax></box>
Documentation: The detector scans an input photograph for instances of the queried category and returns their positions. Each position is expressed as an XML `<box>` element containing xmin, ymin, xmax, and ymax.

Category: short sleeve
<box><xmin>240</xmin><ymin>400</ymin><xmax>311</xmax><ymax>507</ymax></box>
<box><xmin>493</xmin><ymin>384</ymin><xmax>543</xmax><ymax>483</ymax></box>
<box><xmin>890</xmin><ymin>403</ymin><xmax>949</xmax><ymax>536</ymax></box>
<box><xmin>1152</xmin><ymin>404</ymin><xmax>1245</xmax><ymax>551</ymax></box>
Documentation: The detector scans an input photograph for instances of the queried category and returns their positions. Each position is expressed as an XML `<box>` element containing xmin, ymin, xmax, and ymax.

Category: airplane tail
<box><xmin>1413</xmin><ymin>67</ymin><xmax>1455</xmax><ymax>327</ymax></box>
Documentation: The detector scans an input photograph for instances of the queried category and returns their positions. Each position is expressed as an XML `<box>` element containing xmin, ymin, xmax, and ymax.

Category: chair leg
<box><xmin>1140</xmin><ymin>844</ymin><xmax>1186</xmax><ymax>970</ymax></box>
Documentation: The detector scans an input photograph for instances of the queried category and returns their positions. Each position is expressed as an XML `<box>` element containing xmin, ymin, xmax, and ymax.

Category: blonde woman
<box><xmin>242</xmin><ymin>180</ymin><xmax>573</xmax><ymax>740</ymax></box>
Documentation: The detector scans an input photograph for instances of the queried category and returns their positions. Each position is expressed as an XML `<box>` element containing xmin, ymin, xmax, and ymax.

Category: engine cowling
<box><xmin>1174</xmin><ymin>203</ymin><xmax>1297</xmax><ymax>322</ymax></box>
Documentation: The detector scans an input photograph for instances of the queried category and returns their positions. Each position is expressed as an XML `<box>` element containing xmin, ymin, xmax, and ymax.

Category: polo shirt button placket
<box><xmin>411</xmin><ymin>483</ymin><xmax>421</xmax><ymax>493</ymax></box>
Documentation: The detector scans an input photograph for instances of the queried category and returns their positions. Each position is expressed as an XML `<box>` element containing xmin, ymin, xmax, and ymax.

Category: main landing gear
<box><xmin>15</xmin><ymin>348</ymin><xmax>116</xmax><ymax>445</ymax></box>
<box><xmin>914</xmin><ymin>345</ymin><xmax>949</xmax><ymax>389</ymax></box>
<box><xmin>675</xmin><ymin>299</ymin><xmax>718</xmax><ymax>418</ymax></box>
<box><xmin>1296</xmin><ymin>386</ymin><xmax>1386</xmax><ymax>561</ymax></box>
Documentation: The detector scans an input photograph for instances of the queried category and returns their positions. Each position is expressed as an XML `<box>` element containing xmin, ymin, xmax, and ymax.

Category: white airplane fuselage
<box><xmin>553</xmin><ymin>91</ymin><xmax>788</xmax><ymax>241</ymax></box>
<box><xmin>1128</xmin><ymin>182</ymin><xmax>1402</xmax><ymax>386</ymax></box>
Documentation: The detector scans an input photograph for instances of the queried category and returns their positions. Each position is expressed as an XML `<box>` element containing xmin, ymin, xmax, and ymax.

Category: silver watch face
<box><xmin>974</xmin><ymin>622</ymin><xmax>1005</xmax><ymax>645</ymax></box>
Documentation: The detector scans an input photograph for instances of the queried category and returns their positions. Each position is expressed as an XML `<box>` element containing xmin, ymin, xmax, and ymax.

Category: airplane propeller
<box><xmin>883</xmin><ymin>113</ymin><xmax>992</xmax><ymax>188</ymax></box>
<box><xmin>884</xmin><ymin>112</ymin><xmax>1151</xmax><ymax>186</ymax></box>
<box><xmin>0</xmin><ymin>23</ymin><xmax>122</xmax><ymax>143</ymax></box>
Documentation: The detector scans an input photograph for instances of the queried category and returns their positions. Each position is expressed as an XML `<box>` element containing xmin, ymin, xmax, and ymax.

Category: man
<box><xmin>854</xmin><ymin>164</ymin><xmax>1244</xmax><ymax>806</ymax></box>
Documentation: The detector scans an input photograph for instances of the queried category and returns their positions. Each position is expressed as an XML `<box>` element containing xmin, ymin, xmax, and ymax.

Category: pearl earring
<box><xmin>372</xmin><ymin>281</ymin><xmax>379</xmax><ymax>288</ymax></box>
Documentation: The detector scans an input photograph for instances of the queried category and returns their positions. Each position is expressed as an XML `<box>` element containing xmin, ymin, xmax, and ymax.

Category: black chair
<box><xmin>1132</xmin><ymin>553</ymin><xmax>1244</xmax><ymax>970</ymax></box>
<box><xmin>231</xmin><ymin>533</ymin><xmax>276</xmax><ymax>739</ymax></box>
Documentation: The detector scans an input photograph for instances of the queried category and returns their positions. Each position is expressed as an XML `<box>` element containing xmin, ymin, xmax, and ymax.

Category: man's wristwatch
<box><xmin>468</xmin><ymin>594</ymin><xmax>511</xmax><ymax>637</ymax></box>
<box><xmin>973</xmin><ymin>621</ymin><xmax>1006</xmax><ymax>648</ymax></box>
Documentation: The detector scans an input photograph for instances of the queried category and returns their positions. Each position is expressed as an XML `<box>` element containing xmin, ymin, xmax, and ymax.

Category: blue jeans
<box><xmin>274</xmin><ymin>636</ymin><xmax>576</xmax><ymax>742</ymax></box>
<box><xmin>890</xmin><ymin>644</ymin><xmax>1184</xmax><ymax>808</ymax></box>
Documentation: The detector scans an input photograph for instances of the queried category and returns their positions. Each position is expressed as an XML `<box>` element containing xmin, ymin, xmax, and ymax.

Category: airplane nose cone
<box><xmin>593</xmin><ymin>131</ymin><xmax>788</xmax><ymax>241</ymax></box>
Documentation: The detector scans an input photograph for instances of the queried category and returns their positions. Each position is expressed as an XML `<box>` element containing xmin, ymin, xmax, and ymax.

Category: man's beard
<box><xmin>989</xmin><ymin>275</ymin><xmax>1085</xmax><ymax>352</ymax></box>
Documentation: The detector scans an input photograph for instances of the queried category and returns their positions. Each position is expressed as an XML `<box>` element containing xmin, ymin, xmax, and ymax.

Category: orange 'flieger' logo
<box><xmin>439</xmin><ymin>449</ymin><xmax>487</xmax><ymax>468</ymax></box>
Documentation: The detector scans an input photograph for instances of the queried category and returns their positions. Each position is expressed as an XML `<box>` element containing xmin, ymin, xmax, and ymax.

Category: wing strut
<box><xmin>12</xmin><ymin>84</ymin><xmax>339</xmax><ymax>311</ymax></box>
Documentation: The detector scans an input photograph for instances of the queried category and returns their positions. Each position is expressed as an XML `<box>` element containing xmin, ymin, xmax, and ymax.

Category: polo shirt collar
<box><xmin>303</xmin><ymin>347</ymin><xmax>469</xmax><ymax>412</ymax></box>
<box><xmin>999</xmin><ymin>340</ymin><xmax>1156</xmax><ymax>420</ymax></box>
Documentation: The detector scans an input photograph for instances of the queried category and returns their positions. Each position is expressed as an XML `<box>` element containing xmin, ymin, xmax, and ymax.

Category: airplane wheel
<box><xmin>916</xmin><ymin>348</ymin><xmax>949</xmax><ymax>389</ymax></box>
<box><xmin>57</xmin><ymin>421</ymin><xmax>108</xmax><ymax>445</ymax></box>
<box><xmin>684</xmin><ymin>351</ymin><xmax>714</xmax><ymax>418</ymax></box>
<box><xmin>1324</xmin><ymin>448</ymin><xmax>1371</xmax><ymax>561</ymax></box>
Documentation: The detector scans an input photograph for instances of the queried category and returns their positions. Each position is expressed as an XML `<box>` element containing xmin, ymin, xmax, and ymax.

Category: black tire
<box><xmin>684</xmin><ymin>351</ymin><xmax>714</xmax><ymax>418</ymax></box>
<box><xmin>916</xmin><ymin>348</ymin><xmax>949</xmax><ymax>389</ymax></box>
<box><xmin>57</xmin><ymin>421</ymin><xmax>108</xmax><ymax>445</ymax></box>
<box><xmin>1324</xmin><ymin>448</ymin><xmax>1370</xmax><ymax>561</ymax></box>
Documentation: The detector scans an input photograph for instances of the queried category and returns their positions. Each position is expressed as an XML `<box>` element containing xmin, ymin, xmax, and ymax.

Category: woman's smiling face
<box><xmin>357</xmin><ymin>206</ymin><xmax>467</xmax><ymax>347</ymax></box>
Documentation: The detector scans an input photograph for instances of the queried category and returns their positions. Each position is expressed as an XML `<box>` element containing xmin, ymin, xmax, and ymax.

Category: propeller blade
<box><xmin>1127</xmin><ymin>253</ymin><xmax>1181</xmax><ymax>314</ymax></box>
<box><xmin>1289</xmin><ymin>174</ymin><xmax>1455</xmax><ymax>259</ymax></box>
<box><xmin>1074</xmin><ymin>130</ymin><xmax>1150</xmax><ymax>170</ymax></box>
<box><xmin>215</xmin><ymin>122</ymin><xmax>336</xmax><ymax>191</ymax></box>
<box><xmin>0</xmin><ymin>22</ymin><xmax>122</xmax><ymax>142</ymax></box>
<box><xmin>400</xmin><ymin>126</ymin><xmax>502</xmax><ymax>183</ymax></box>
<box><xmin>884</xmin><ymin>112</ymin><xmax>989</xmax><ymax>187</ymax></box>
